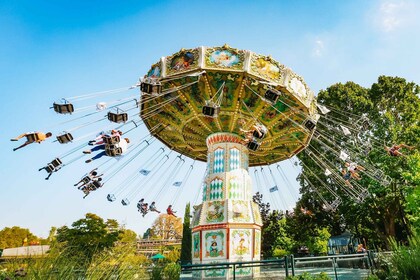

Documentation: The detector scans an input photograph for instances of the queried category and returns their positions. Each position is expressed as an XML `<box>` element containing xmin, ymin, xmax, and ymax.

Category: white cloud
<box><xmin>373</xmin><ymin>0</ymin><xmax>418</xmax><ymax>32</ymax></box>
<box><xmin>313</xmin><ymin>39</ymin><xmax>325</xmax><ymax>57</ymax></box>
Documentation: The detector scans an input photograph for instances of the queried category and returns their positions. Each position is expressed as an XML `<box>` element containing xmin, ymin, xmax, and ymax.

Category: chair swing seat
<box><xmin>103</xmin><ymin>135</ymin><xmax>120</xmax><ymax>145</ymax></box>
<box><xmin>264</xmin><ymin>89</ymin><xmax>280</xmax><ymax>104</ymax></box>
<box><xmin>202</xmin><ymin>105</ymin><xmax>220</xmax><ymax>117</ymax></box>
<box><xmin>107</xmin><ymin>112</ymin><xmax>128</xmax><ymax>123</ymax></box>
<box><xmin>141</xmin><ymin>82</ymin><xmax>162</xmax><ymax>95</ymax></box>
<box><xmin>121</xmin><ymin>198</ymin><xmax>130</xmax><ymax>206</ymax></box>
<box><xmin>89</xmin><ymin>181</ymin><xmax>102</xmax><ymax>190</ymax></box>
<box><xmin>26</xmin><ymin>133</ymin><xmax>40</xmax><ymax>142</ymax></box>
<box><xmin>107</xmin><ymin>194</ymin><xmax>116</xmax><ymax>202</ymax></box>
<box><xmin>56</xmin><ymin>132</ymin><xmax>73</xmax><ymax>144</ymax></box>
<box><xmin>105</xmin><ymin>146</ymin><xmax>123</xmax><ymax>157</ymax></box>
<box><xmin>51</xmin><ymin>158</ymin><xmax>62</xmax><ymax>167</ymax></box>
<box><xmin>81</xmin><ymin>176</ymin><xmax>91</xmax><ymax>184</ymax></box>
<box><xmin>53</xmin><ymin>103</ymin><xmax>74</xmax><ymax>114</ymax></box>
<box><xmin>304</xmin><ymin>119</ymin><xmax>316</xmax><ymax>131</ymax></box>
<box><xmin>253</xmin><ymin>129</ymin><xmax>266</xmax><ymax>139</ymax></box>
<box><xmin>45</xmin><ymin>164</ymin><xmax>55</xmax><ymax>173</ymax></box>
<box><xmin>247</xmin><ymin>140</ymin><xmax>260</xmax><ymax>151</ymax></box>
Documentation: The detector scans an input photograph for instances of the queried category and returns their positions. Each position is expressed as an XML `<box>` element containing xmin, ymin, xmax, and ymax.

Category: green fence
<box><xmin>181</xmin><ymin>252</ymin><xmax>375</xmax><ymax>279</ymax></box>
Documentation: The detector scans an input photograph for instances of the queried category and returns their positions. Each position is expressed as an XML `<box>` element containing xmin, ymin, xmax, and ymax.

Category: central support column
<box><xmin>191</xmin><ymin>133</ymin><xmax>262</xmax><ymax>278</ymax></box>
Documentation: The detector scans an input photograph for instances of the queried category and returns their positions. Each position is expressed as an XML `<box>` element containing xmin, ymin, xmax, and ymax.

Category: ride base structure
<box><xmin>139</xmin><ymin>45</ymin><xmax>317</xmax><ymax>278</ymax></box>
<box><xmin>191</xmin><ymin>133</ymin><xmax>262</xmax><ymax>278</ymax></box>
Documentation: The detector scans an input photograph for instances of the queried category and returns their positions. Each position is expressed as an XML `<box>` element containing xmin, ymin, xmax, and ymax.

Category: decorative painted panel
<box><xmin>249</xmin><ymin>53</ymin><xmax>283</xmax><ymax>83</ymax></box>
<box><xmin>213</xmin><ymin>148</ymin><xmax>225</xmax><ymax>173</ymax></box>
<box><xmin>230</xmin><ymin>229</ymin><xmax>252</xmax><ymax>259</ymax></box>
<box><xmin>203</xmin><ymin>230</ymin><xmax>226</xmax><ymax>259</ymax></box>
<box><xmin>209</xmin><ymin>178</ymin><xmax>223</xmax><ymax>200</ymax></box>
<box><xmin>165</xmin><ymin>48</ymin><xmax>199</xmax><ymax>76</ymax></box>
<box><xmin>206</xmin><ymin>201</ymin><xmax>225</xmax><ymax>223</ymax></box>
<box><xmin>229</xmin><ymin>147</ymin><xmax>240</xmax><ymax>171</ymax></box>
<box><xmin>192</xmin><ymin>232</ymin><xmax>200</xmax><ymax>259</ymax></box>
<box><xmin>205</xmin><ymin>46</ymin><xmax>245</xmax><ymax>70</ymax></box>
<box><xmin>254</xmin><ymin>230</ymin><xmax>261</xmax><ymax>259</ymax></box>
<box><xmin>231</xmin><ymin>201</ymin><xmax>251</xmax><ymax>223</ymax></box>
<box><xmin>228</xmin><ymin>177</ymin><xmax>244</xmax><ymax>200</ymax></box>
<box><xmin>202</xmin><ymin>183</ymin><xmax>208</xmax><ymax>201</ymax></box>
<box><xmin>146</xmin><ymin>61</ymin><xmax>161</xmax><ymax>78</ymax></box>
<box><xmin>251</xmin><ymin>202</ymin><xmax>263</xmax><ymax>225</ymax></box>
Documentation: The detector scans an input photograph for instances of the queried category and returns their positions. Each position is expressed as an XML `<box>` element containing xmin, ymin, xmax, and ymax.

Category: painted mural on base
<box><xmin>231</xmin><ymin>229</ymin><xmax>252</xmax><ymax>259</ymax></box>
<box><xmin>206</xmin><ymin>201</ymin><xmax>225</xmax><ymax>223</ymax></box>
<box><xmin>203</xmin><ymin>230</ymin><xmax>226</xmax><ymax>259</ymax></box>
<box><xmin>193</xmin><ymin>232</ymin><xmax>200</xmax><ymax>259</ymax></box>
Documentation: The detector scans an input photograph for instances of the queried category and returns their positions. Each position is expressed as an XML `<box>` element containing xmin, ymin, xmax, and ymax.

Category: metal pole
<box><xmin>290</xmin><ymin>254</ymin><xmax>295</xmax><ymax>276</ymax></box>
<box><xmin>332</xmin><ymin>257</ymin><xmax>338</xmax><ymax>280</ymax></box>
<box><xmin>284</xmin><ymin>256</ymin><xmax>289</xmax><ymax>277</ymax></box>
<box><xmin>233</xmin><ymin>264</ymin><xmax>236</xmax><ymax>280</ymax></box>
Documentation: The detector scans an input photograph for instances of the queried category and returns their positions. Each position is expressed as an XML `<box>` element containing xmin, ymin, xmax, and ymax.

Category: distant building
<box><xmin>0</xmin><ymin>245</ymin><xmax>50</xmax><ymax>259</ymax></box>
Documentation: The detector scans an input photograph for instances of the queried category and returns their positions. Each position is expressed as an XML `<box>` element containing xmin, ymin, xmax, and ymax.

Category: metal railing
<box><xmin>181</xmin><ymin>252</ymin><xmax>375</xmax><ymax>279</ymax></box>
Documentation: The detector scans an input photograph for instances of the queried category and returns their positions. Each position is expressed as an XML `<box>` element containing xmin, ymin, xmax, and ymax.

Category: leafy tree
<box><xmin>254</xmin><ymin>192</ymin><xmax>294</xmax><ymax>258</ymax></box>
<box><xmin>307</xmin><ymin>228</ymin><xmax>330</xmax><ymax>255</ymax></box>
<box><xmin>180</xmin><ymin>202</ymin><xmax>192</xmax><ymax>264</ymax></box>
<box><xmin>0</xmin><ymin>226</ymin><xmax>39</xmax><ymax>248</ymax></box>
<box><xmin>150</xmin><ymin>214</ymin><xmax>182</xmax><ymax>240</ymax></box>
<box><xmin>56</xmin><ymin>213</ymin><xmax>122</xmax><ymax>263</ymax></box>
<box><xmin>119</xmin><ymin>228</ymin><xmax>138</xmax><ymax>243</ymax></box>
<box><xmin>295</xmin><ymin>76</ymin><xmax>419</xmax><ymax>249</ymax></box>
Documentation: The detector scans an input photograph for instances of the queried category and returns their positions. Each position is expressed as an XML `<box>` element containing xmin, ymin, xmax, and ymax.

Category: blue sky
<box><xmin>1</xmin><ymin>0</ymin><xmax>419</xmax><ymax>238</ymax></box>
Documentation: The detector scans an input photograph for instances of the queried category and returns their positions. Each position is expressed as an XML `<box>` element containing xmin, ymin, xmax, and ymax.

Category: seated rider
<box><xmin>11</xmin><ymin>131</ymin><xmax>52</xmax><ymax>151</ymax></box>
<box><xmin>341</xmin><ymin>168</ymin><xmax>353</xmax><ymax>188</ymax></box>
<box><xmin>137</xmin><ymin>198</ymin><xmax>145</xmax><ymax>211</ymax></box>
<box><xmin>141</xmin><ymin>203</ymin><xmax>149</xmax><ymax>217</ymax></box>
<box><xmin>253</xmin><ymin>123</ymin><xmax>267</xmax><ymax>138</ymax></box>
<box><xmin>81</xmin><ymin>177</ymin><xmax>103</xmax><ymax>198</ymax></box>
<box><xmin>149</xmin><ymin>202</ymin><xmax>161</xmax><ymax>214</ymax></box>
<box><xmin>84</xmin><ymin>137</ymin><xmax>130</xmax><ymax>163</ymax></box>
<box><xmin>345</xmin><ymin>162</ymin><xmax>365</xmax><ymax>180</ymax></box>
<box><xmin>89</xmin><ymin>130</ymin><xmax>122</xmax><ymax>145</ymax></box>
<box><xmin>385</xmin><ymin>143</ymin><xmax>415</xmax><ymax>157</ymax></box>
<box><xmin>74</xmin><ymin>168</ymin><xmax>103</xmax><ymax>189</ymax></box>
<box><xmin>167</xmin><ymin>205</ymin><xmax>177</xmax><ymax>217</ymax></box>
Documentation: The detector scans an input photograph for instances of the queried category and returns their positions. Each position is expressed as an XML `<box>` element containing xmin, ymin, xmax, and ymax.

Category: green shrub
<box><xmin>150</xmin><ymin>265</ymin><xmax>163</xmax><ymax>280</ymax></box>
<box><xmin>163</xmin><ymin>262</ymin><xmax>181</xmax><ymax>280</ymax></box>
<box><xmin>374</xmin><ymin>233</ymin><xmax>420</xmax><ymax>279</ymax></box>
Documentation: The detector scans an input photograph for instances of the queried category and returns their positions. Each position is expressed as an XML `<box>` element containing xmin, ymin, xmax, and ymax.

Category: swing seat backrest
<box><xmin>264</xmin><ymin>89</ymin><xmax>280</xmax><ymax>104</ymax></box>
<box><xmin>53</xmin><ymin>103</ymin><xmax>74</xmax><ymax>114</ymax></box>
<box><xmin>26</xmin><ymin>133</ymin><xmax>40</xmax><ymax>142</ymax></box>
<box><xmin>103</xmin><ymin>135</ymin><xmax>120</xmax><ymax>145</ymax></box>
<box><xmin>45</xmin><ymin>164</ymin><xmax>55</xmax><ymax>173</ymax></box>
<box><xmin>202</xmin><ymin>105</ymin><xmax>220</xmax><ymax>117</ymax></box>
<box><xmin>107</xmin><ymin>112</ymin><xmax>128</xmax><ymax>123</ymax></box>
<box><xmin>121</xmin><ymin>198</ymin><xmax>130</xmax><ymax>206</ymax></box>
<box><xmin>81</xmin><ymin>176</ymin><xmax>91</xmax><ymax>184</ymax></box>
<box><xmin>107</xmin><ymin>194</ymin><xmax>116</xmax><ymax>202</ymax></box>
<box><xmin>141</xmin><ymin>81</ymin><xmax>162</xmax><ymax>95</ymax></box>
<box><xmin>56</xmin><ymin>133</ymin><xmax>73</xmax><ymax>144</ymax></box>
<box><xmin>247</xmin><ymin>140</ymin><xmax>260</xmax><ymax>151</ymax></box>
<box><xmin>50</xmin><ymin>158</ymin><xmax>62</xmax><ymax>167</ymax></box>
<box><xmin>253</xmin><ymin>129</ymin><xmax>266</xmax><ymax>139</ymax></box>
<box><xmin>105</xmin><ymin>147</ymin><xmax>123</xmax><ymax>157</ymax></box>
<box><xmin>304</xmin><ymin>119</ymin><xmax>316</xmax><ymax>131</ymax></box>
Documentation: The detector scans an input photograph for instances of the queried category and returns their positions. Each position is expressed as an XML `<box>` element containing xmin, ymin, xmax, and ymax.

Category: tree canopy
<box><xmin>56</xmin><ymin>213</ymin><xmax>122</xmax><ymax>261</ymax></box>
<box><xmin>293</xmin><ymin>76</ymin><xmax>419</xmax><ymax>249</ymax></box>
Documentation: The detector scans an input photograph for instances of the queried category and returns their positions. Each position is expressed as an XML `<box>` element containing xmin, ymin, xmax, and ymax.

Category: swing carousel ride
<box><xmin>12</xmin><ymin>45</ymin><xmax>392</xmax><ymax>273</ymax></box>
